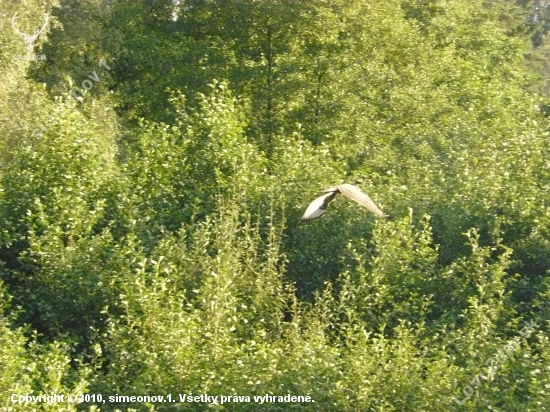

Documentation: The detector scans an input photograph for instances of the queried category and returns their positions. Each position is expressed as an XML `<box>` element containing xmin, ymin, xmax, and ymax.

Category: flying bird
<box><xmin>301</xmin><ymin>184</ymin><xmax>388</xmax><ymax>221</ymax></box>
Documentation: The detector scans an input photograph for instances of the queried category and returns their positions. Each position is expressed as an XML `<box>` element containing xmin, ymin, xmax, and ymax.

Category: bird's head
<box><xmin>321</xmin><ymin>187</ymin><xmax>339</xmax><ymax>194</ymax></box>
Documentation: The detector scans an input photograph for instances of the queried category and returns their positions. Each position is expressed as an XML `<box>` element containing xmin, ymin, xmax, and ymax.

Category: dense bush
<box><xmin>1</xmin><ymin>0</ymin><xmax>549</xmax><ymax>411</ymax></box>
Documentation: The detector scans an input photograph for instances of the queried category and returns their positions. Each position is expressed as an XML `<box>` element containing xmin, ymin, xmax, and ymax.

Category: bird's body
<box><xmin>301</xmin><ymin>183</ymin><xmax>387</xmax><ymax>221</ymax></box>
<box><xmin>300</xmin><ymin>191</ymin><xmax>338</xmax><ymax>221</ymax></box>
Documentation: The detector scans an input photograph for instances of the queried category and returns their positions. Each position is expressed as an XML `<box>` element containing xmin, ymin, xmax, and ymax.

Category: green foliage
<box><xmin>0</xmin><ymin>79</ymin><xmax>121</xmax><ymax>345</ymax></box>
<box><xmin>1</xmin><ymin>0</ymin><xmax>549</xmax><ymax>411</ymax></box>
<box><xmin>123</xmin><ymin>81</ymin><xmax>269</xmax><ymax>247</ymax></box>
<box><xmin>95</xmin><ymin>201</ymin><xmax>288</xmax><ymax>406</ymax></box>
<box><xmin>1</xmin><ymin>282</ymin><xmax>95</xmax><ymax>412</ymax></box>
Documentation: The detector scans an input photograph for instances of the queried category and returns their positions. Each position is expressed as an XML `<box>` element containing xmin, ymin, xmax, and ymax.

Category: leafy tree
<box><xmin>0</xmin><ymin>1</ymin><xmax>549</xmax><ymax>411</ymax></box>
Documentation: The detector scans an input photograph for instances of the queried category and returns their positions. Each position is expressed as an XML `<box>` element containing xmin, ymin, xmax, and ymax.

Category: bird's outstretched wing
<box><xmin>332</xmin><ymin>184</ymin><xmax>388</xmax><ymax>218</ymax></box>
<box><xmin>300</xmin><ymin>192</ymin><xmax>337</xmax><ymax>221</ymax></box>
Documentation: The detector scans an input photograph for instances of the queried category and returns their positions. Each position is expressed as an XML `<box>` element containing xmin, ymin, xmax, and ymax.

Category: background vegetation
<box><xmin>1</xmin><ymin>0</ymin><xmax>550</xmax><ymax>410</ymax></box>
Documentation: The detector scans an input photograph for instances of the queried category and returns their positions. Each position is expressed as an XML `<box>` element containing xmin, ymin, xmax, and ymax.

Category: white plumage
<box><xmin>301</xmin><ymin>184</ymin><xmax>387</xmax><ymax>221</ymax></box>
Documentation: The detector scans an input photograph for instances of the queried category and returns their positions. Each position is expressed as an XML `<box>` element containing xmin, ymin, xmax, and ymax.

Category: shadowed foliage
<box><xmin>1</xmin><ymin>0</ymin><xmax>549</xmax><ymax>411</ymax></box>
